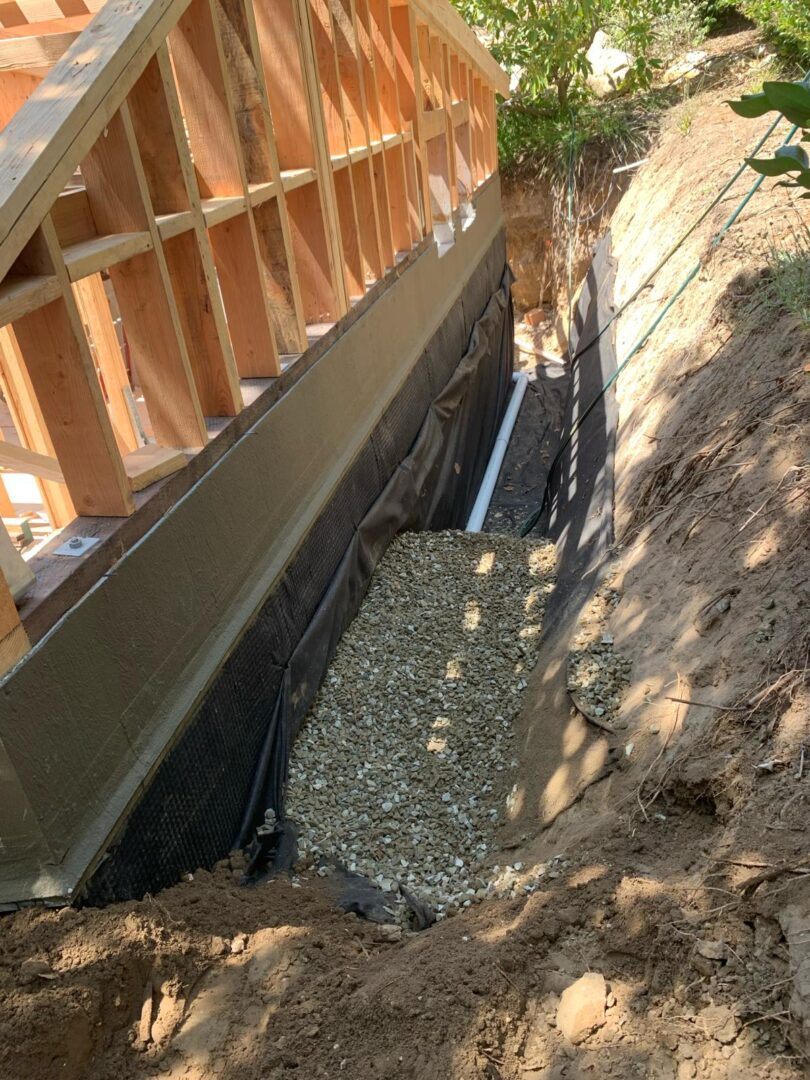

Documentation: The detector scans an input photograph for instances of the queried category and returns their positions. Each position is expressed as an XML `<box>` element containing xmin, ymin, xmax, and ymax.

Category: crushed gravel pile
<box><xmin>285</xmin><ymin>530</ymin><xmax>555</xmax><ymax>917</ymax></box>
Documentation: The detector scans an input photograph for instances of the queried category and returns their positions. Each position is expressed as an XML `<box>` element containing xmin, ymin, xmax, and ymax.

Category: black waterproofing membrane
<box><xmin>85</xmin><ymin>237</ymin><xmax>513</xmax><ymax>904</ymax></box>
<box><xmin>542</xmin><ymin>232</ymin><xmax>618</xmax><ymax>626</ymax></box>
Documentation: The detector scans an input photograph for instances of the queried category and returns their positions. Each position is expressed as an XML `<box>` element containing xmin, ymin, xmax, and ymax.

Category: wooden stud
<box><xmin>11</xmin><ymin>221</ymin><xmax>134</xmax><ymax>517</ymax></box>
<box><xmin>402</xmin><ymin>135</ymin><xmax>423</xmax><ymax>241</ymax></box>
<box><xmin>440</xmin><ymin>42</ymin><xmax>458</xmax><ymax>212</ymax></box>
<box><xmin>426</xmin><ymin>132</ymin><xmax>452</xmax><ymax>229</ymax></box>
<box><xmin>484</xmin><ymin>86</ymin><xmax>496</xmax><ymax>175</ymax></box>
<box><xmin>80</xmin><ymin>108</ymin><xmax>214</xmax><ymax>440</ymax></box>
<box><xmin>392</xmin><ymin>5</ymin><xmax>430</xmax><ymax>235</ymax></box>
<box><xmin>0</xmin><ymin>325</ymin><xmax>75</xmax><ymax>526</ymax></box>
<box><xmin>332</xmin><ymin>166</ymin><xmax>364</xmax><ymax>299</ymax></box>
<box><xmin>371</xmin><ymin>149</ymin><xmax>395</xmax><ymax>267</ymax></box>
<box><xmin>286</xmin><ymin>0</ymin><xmax>348</xmax><ymax>314</ymax></box>
<box><xmin>127</xmin><ymin>51</ymin><xmax>248</xmax><ymax>409</ymax></box>
<box><xmin>307</xmin><ymin>0</ymin><xmax>366</xmax><ymax>298</ymax></box>
<box><xmin>350</xmin><ymin>157</ymin><xmax>383</xmax><ymax>284</ymax></box>
<box><xmin>214</xmin><ymin>0</ymin><xmax>308</xmax><ymax>351</ymax></box>
<box><xmin>329</xmin><ymin>0</ymin><xmax>365</xmax><ymax>148</ymax></box>
<box><xmin>382</xmin><ymin>143</ymin><xmax>411</xmax><ymax>253</ymax></box>
<box><xmin>0</xmin><ymin>475</ymin><xmax>14</xmax><ymax>516</ymax></box>
<box><xmin>72</xmin><ymin>273</ymin><xmax>140</xmax><ymax>456</ymax></box>
<box><xmin>170</xmin><ymin>0</ymin><xmax>284</xmax><ymax>374</ymax></box>
<box><xmin>0</xmin><ymin>569</ymin><xmax>28</xmax><ymax>677</ymax></box>
<box><xmin>283</xmin><ymin>179</ymin><xmax>339</xmax><ymax>322</ymax></box>
<box><xmin>254</xmin><ymin>0</ymin><xmax>316</xmax><ymax>169</ymax></box>
<box><xmin>308</xmin><ymin>0</ymin><xmax>350</xmax><ymax>156</ymax></box>
<box><xmin>367</xmin><ymin>0</ymin><xmax>399</xmax><ymax>137</ymax></box>
<box><xmin>472</xmin><ymin>74</ymin><xmax>484</xmax><ymax>184</ymax></box>
<box><xmin>330</xmin><ymin>0</ymin><xmax>384</xmax><ymax>281</ymax></box>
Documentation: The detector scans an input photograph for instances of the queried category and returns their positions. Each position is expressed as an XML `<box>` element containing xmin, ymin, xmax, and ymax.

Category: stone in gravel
<box><xmin>230</xmin><ymin>934</ymin><xmax>248</xmax><ymax>955</ymax></box>
<box><xmin>556</xmin><ymin>972</ymin><xmax>607</xmax><ymax>1044</ymax></box>
<box><xmin>697</xmin><ymin>1004</ymin><xmax>738</xmax><ymax>1044</ymax></box>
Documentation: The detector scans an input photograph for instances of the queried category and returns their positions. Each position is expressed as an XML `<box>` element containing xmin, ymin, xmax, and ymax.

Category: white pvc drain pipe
<box><xmin>465</xmin><ymin>371</ymin><xmax>529</xmax><ymax>532</ymax></box>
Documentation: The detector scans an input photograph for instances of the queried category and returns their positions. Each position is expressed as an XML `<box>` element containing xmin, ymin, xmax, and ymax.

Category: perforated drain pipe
<box><xmin>465</xmin><ymin>372</ymin><xmax>529</xmax><ymax>532</ymax></box>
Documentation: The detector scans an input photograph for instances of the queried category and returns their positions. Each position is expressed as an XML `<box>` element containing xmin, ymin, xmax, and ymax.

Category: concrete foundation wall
<box><xmin>0</xmin><ymin>180</ymin><xmax>505</xmax><ymax>906</ymax></box>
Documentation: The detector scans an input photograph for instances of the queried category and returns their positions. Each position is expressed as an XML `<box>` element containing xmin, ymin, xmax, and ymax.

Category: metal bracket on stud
<box><xmin>53</xmin><ymin>535</ymin><xmax>101</xmax><ymax>557</ymax></box>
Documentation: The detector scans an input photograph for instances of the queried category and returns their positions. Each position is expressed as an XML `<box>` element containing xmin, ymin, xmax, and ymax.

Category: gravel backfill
<box><xmin>285</xmin><ymin>530</ymin><xmax>555</xmax><ymax>918</ymax></box>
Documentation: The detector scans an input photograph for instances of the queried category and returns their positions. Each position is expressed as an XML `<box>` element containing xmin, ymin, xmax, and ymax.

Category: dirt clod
<box><xmin>556</xmin><ymin>972</ymin><xmax>607</xmax><ymax>1044</ymax></box>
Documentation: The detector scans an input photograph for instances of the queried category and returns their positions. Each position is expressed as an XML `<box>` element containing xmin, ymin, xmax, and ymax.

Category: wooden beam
<box><xmin>0</xmin><ymin>438</ymin><xmax>62</xmax><ymax>482</ymax></box>
<box><xmin>0</xmin><ymin>272</ymin><xmax>60</xmax><ymax>325</ymax></box>
<box><xmin>0</xmin><ymin>28</ymin><xmax>80</xmax><ymax>72</ymax></box>
<box><xmin>62</xmin><ymin>231</ymin><xmax>153</xmax><ymax>281</ymax></box>
<box><xmin>122</xmin><ymin>443</ymin><xmax>185</xmax><ymax>491</ymax></box>
<box><xmin>0</xmin><ymin>1</ymin><xmax>104</xmax><ymax>29</ymax></box>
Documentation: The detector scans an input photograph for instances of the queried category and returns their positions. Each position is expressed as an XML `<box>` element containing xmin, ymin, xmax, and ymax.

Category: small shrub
<box><xmin>757</xmin><ymin>226</ymin><xmax>810</xmax><ymax>328</ymax></box>
<box><xmin>651</xmin><ymin>1</ymin><xmax>708</xmax><ymax>65</ymax></box>
<box><xmin>735</xmin><ymin>0</ymin><xmax>810</xmax><ymax>64</ymax></box>
<box><xmin>677</xmin><ymin>106</ymin><xmax>695</xmax><ymax>134</ymax></box>
<box><xmin>497</xmin><ymin>93</ymin><xmax>654</xmax><ymax>174</ymax></box>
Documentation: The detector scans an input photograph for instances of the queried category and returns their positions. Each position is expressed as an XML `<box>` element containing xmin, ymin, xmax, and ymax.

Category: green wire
<box><xmin>567</xmin><ymin>67</ymin><xmax>810</xmax><ymax>369</ymax></box>
<box><xmin>519</xmin><ymin>107</ymin><xmax>805</xmax><ymax>538</ymax></box>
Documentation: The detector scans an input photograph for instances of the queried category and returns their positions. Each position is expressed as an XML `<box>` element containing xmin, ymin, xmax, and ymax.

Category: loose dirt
<box><xmin>1</xmin><ymin>28</ymin><xmax>808</xmax><ymax>1080</ymax></box>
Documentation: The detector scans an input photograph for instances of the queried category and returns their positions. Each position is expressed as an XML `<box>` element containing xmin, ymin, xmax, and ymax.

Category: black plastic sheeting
<box><xmin>540</xmin><ymin>232</ymin><xmax>618</xmax><ymax>626</ymax></box>
<box><xmin>85</xmin><ymin>236</ymin><xmax>513</xmax><ymax>904</ymax></box>
<box><xmin>486</xmin><ymin>233</ymin><xmax>618</xmax><ymax>615</ymax></box>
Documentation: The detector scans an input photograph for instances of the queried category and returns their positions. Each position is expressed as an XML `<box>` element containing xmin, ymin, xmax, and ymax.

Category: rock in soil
<box><xmin>556</xmin><ymin>971</ymin><xmax>607</xmax><ymax>1044</ymax></box>
<box><xmin>285</xmin><ymin>530</ymin><xmax>555</xmax><ymax>918</ymax></box>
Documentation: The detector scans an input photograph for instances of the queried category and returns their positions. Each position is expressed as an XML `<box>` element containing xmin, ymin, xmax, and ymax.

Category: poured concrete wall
<box><xmin>0</xmin><ymin>180</ymin><xmax>505</xmax><ymax>906</ymax></box>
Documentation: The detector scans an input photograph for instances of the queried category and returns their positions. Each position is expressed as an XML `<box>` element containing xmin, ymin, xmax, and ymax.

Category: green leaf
<box><xmin>727</xmin><ymin>93</ymin><xmax>773</xmax><ymax>119</ymax></box>
<box><xmin>775</xmin><ymin>144</ymin><xmax>810</xmax><ymax>169</ymax></box>
<box><xmin>746</xmin><ymin>155</ymin><xmax>804</xmax><ymax>176</ymax></box>
<box><xmin>762</xmin><ymin>82</ymin><xmax>810</xmax><ymax>127</ymax></box>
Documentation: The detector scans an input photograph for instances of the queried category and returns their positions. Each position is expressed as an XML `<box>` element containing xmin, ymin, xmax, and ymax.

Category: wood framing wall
<box><xmin>0</xmin><ymin>0</ymin><xmax>507</xmax><ymax>674</ymax></box>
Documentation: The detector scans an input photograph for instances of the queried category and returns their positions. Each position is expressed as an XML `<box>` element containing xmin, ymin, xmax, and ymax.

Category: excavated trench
<box><xmin>264</xmin><ymin>236</ymin><xmax>620</xmax><ymax>922</ymax></box>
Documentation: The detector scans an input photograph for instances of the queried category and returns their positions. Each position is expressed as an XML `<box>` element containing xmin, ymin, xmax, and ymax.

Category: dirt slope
<box><xmin>0</xmin><ymin>39</ymin><xmax>808</xmax><ymax>1080</ymax></box>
